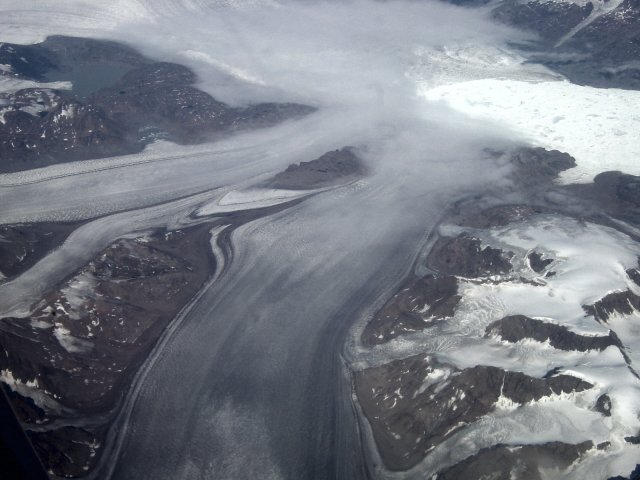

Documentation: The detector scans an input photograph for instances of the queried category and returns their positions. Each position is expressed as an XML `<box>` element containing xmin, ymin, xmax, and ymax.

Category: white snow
<box><xmin>196</xmin><ymin>187</ymin><xmax>316</xmax><ymax>216</ymax></box>
<box><xmin>0</xmin><ymin>106</ymin><xmax>12</xmax><ymax>124</ymax></box>
<box><xmin>421</xmin><ymin>79</ymin><xmax>640</xmax><ymax>184</ymax></box>
<box><xmin>0</xmin><ymin>368</ymin><xmax>63</xmax><ymax>412</ymax></box>
<box><xmin>53</xmin><ymin>324</ymin><xmax>93</xmax><ymax>353</ymax></box>
<box><xmin>20</xmin><ymin>103</ymin><xmax>46</xmax><ymax>116</ymax></box>
<box><xmin>0</xmin><ymin>76</ymin><xmax>71</xmax><ymax>95</ymax></box>
<box><xmin>59</xmin><ymin>273</ymin><xmax>95</xmax><ymax>320</ymax></box>
<box><xmin>0</xmin><ymin>368</ymin><xmax>38</xmax><ymax>389</ymax></box>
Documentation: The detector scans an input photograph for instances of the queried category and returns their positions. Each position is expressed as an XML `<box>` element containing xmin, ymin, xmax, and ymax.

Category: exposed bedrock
<box><xmin>266</xmin><ymin>147</ymin><xmax>365</xmax><ymax>190</ymax></box>
<box><xmin>427</xmin><ymin>234</ymin><xmax>513</xmax><ymax>279</ymax></box>
<box><xmin>354</xmin><ymin>354</ymin><xmax>592</xmax><ymax>470</ymax></box>
<box><xmin>584</xmin><ymin>289</ymin><xmax>640</xmax><ymax>323</ymax></box>
<box><xmin>0</xmin><ymin>36</ymin><xmax>314</xmax><ymax>172</ymax></box>
<box><xmin>507</xmin><ymin>147</ymin><xmax>577</xmax><ymax>187</ymax></box>
<box><xmin>491</xmin><ymin>1</ymin><xmax>593</xmax><ymax>45</ymax></box>
<box><xmin>527</xmin><ymin>251</ymin><xmax>553</xmax><ymax>274</ymax></box>
<box><xmin>361</xmin><ymin>274</ymin><xmax>460</xmax><ymax>346</ymax></box>
<box><xmin>485</xmin><ymin>315</ymin><xmax>622</xmax><ymax>352</ymax></box>
<box><xmin>489</xmin><ymin>0</ymin><xmax>640</xmax><ymax>89</ymax></box>
<box><xmin>0</xmin><ymin>224</ymin><xmax>215</xmax><ymax>475</ymax></box>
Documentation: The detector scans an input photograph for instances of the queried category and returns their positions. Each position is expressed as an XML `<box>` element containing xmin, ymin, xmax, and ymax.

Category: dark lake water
<box><xmin>46</xmin><ymin>62</ymin><xmax>133</xmax><ymax>99</ymax></box>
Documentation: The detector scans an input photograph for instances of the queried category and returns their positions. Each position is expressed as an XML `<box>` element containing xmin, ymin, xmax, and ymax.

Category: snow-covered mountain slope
<box><xmin>352</xmin><ymin>213</ymin><xmax>640</xmax><ymax>479</ymax></box>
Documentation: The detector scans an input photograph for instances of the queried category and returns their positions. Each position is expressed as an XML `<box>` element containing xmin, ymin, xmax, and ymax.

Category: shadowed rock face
<box><xmin>527</xmin><ymin>252</ymin><xmax>552</xmax><ymax>273</ymax></box>
<box><xmin>91</xmin><ymin>61</ymin><xmax>314</xmax><ymax>144</ymax></box>
<box><xmin>29</xmin><ymin>427</ymin><xmax>103</xmax><ymax>478</ymax></box>
<box><xmin>434</xmin><ymin>441</ymin><xmax>593</xmax><ymax>480</ymax></box>
<box><xmin>485</xmin><ymin>315</ymin><xmax>621</xmax><ymax>352</ymax></box>
<box><xmin>354</xmin><ymin>354</ymin><xmax>592</xmax><ymax>471</ymax></box>
<box><xmin>492</xmin><ymin>1</ymin><xmax>593</xmax><ymax>45</ymax></box>
<box><xmin>584</xmin><ymin>290</ymin><xmax>640</xmax><ymax>323</ymax></box>
<box><xmin>0</xmin><ymin>36</ymin><xmax>315</xmax><ymax>172</ymax></box>
<box><xmin>361</xmin><ymin>275</ymin><xmax>459</xmax><ymax>346</ymax></box>
<box><xmin>565</xmin><ymin>0</ymin><xmax>640</xmax><ymax>65</ymax></box>
<box><xmin>0</xmin><ymin>223</ymin><xmax>78</xmax><ymax>280</ymax></box>
<box><xmin>595</xmin><ymin>393</ymin><xmax>612</xmax><ymax>417</ymax></box>
<box><xmin>427</xmin><ymin>234</ymin><xmax>512</xmax><ymax>278</ymax></box>
<box><xmin>627</xmin><ymin>262</ymin><xmax>640</xmax><ymax>287</ymax></box>
<box><xmin>488</xmin><ymin>0</ymin><xmax>640</xmax><ymax>89</ymax></box>
<box><xmin>267</xmin><ymin>147</ymin><xmax>365</xmax><ymax>190</ymax></box>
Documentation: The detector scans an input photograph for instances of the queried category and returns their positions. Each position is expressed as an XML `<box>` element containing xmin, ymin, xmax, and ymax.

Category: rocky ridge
<box><xmin>0</xmin><ymin>36</ymin><xmax>314</xmax><ymax>172</ymax></box>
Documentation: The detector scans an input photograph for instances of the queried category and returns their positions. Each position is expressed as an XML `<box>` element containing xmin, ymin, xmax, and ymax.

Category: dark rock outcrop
<box><xmin>361</xmin><ymin>275</ymin><xmax>459</xmax><ymax>346</ymax></box>
<box><xmin>90</xmin><ymin>61</ymin><xmax>313</xmax><ymax>144</ymax></box>
<box><xmin>267</xmin><ymin>147</ymin><xmax>364</xmax><ymax>190</ymax></box>
<box><xmin>490</xmin><ymin>0</ymin><xmax>640</xmax><ymax>89</ymax></box>
<box><xmin>625</xmin><ymin>435</ymin><xmax>640</xmax><ymax>445</ymax></box>
<box><xmin>492</xmin><ymin>1</ymin><xmax>593</xmax><ymax>45</ymax></box>
<box><xmin>0</xmin><ymin>88</ymin><xmax>135</xmax><ymax>171</ymax></box>
<box><xmin>485</xmin><ymin>315</ymin><xmax>621</xmax><ymax>352</ymax></box>
<box><xmin>427</xmin><ymin>234</ymin><xmax>512</xmax><ymax>278</ymax></box>
<box><xmin>29</xmin><ymin>427</ymin><xmax>102</xmax><ymax>477</ymax></box>
<box><xmin>0</xmin><ymin>225</ymin><xmax>215</xmax><ymax>475</ymax></box>
<box><xmin>354</xmin><ymin>354</ymin><xmax>592</xmax><ymax>470</ymax></box>
<box><xmin>0</xmin><ymin>36</ymin><xmax>314</xmax><ymax>172</ymax></box>
<box><xmin>627</xmin><ymin>262</ymin><xmax>640</xmax><ymax>287</ymax></box>
<box><xmin>584</xmin><ymin>290</ymin><xmax>640</xmax><ymax>323</ymax></box>
<box><xmin>527</xmin><ymin>251</ymin><xmax>553</xmax><ymax>273</ymax></box>
<box><xmin>508</xmin><ymin>148</ymin><xmax>577</xmax><ymax>187</ymax></box>
<box><xmin>456</xmin><ymin>204</ymin><xmax>546</xmax><ymax>229</ymax></box>
<box><xmin>595</xmin><ymin>394</ymin><xmax>612</xmax><ymax>417</ymax></box>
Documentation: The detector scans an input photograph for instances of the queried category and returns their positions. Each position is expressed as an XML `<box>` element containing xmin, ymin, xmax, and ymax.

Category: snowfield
<box><xmin>421</xmin><ymin>78</ymin><xmax>640</xmax><ymax>184</ymax></box>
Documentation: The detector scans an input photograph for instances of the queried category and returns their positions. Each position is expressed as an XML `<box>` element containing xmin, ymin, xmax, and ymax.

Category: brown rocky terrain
<box><xmin>266</xmin><ymin>147</ymin><xmax>364</xmax><ymax>190</ymax></box>
<box><xmin>355</xmin><ymin>354</ymin><xmax>592</xmax><ymax>471</ymax></box>
<box><xmin>0</xmin><ymin>36</ymin><xmax>314</xmax><ymax>172</ymax></box>
<box><xmin>361</xmin><ymin>275</ymin><xmax>459</xmax><ymax>346</ymax></box>
<box><xmin>354</xmin><ymin>146</ymin><xmax>640</xmax><ymax>477</ymax></box>
<box><xmin>0</xmin><ymin>224</ymin><xmax>216</xmax><ymax>476</ymax></box>
<box><xmin>584</xmin><ymin>289</ymin><xmax>640</xmax><ymax>323</ymax></box>
<box><xmin>486</xmin><ymin>315</ymin><xmax>623</xmax><ymax>352</ymax></box>
<box><xmin>527</xmin><ymin>251</ymin><xmax>553</xmax><ymax>274</ymax></box>
<box><xmin>427</xmin><ymin>234</ymin><xmax>513</xmax><ymax>279</ymax></box>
